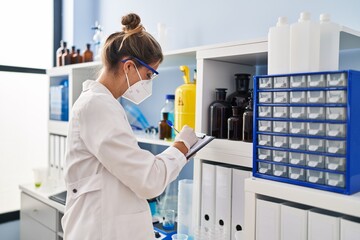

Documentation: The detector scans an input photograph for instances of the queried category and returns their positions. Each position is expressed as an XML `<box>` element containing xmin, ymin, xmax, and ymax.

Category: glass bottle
<box><xmin>226</xmin><ymin>73</ymin><xmax>251</xmax><ymax>111</ymax></box>
<box><xmin>70</xmin><ymin>46</ymin><xmax>76</xmax><ymax>64</ymax></box>
<box><xmin>242</xmin><ymin>91</ymin><xmax>254</xmax><ymax>142</ymax></box>
<box><xmin>83</xmin><ymin>43</ymin><xmax>94</xmax><ymax>62</ymax></box>
<box><xmin>160</xmin><ymin>94</ymin><xmax>175</xmax><ymax>139</ymax></box>
<box><xmin>62</xmin><ymin>49</ymin><xmax>71</xmax><ymax>65</ymax></box>
<box><xmin>159</xmin><ymin>112</ymin><xmax>172</xmax><ymax>140</ymax></box>
<box><xmin>209</xmin><ymin>88</ymin><xmax>232</xmax><ymax>139</ymax></box>
<box><xmin>76</xmin><ymin>49</ymin><xmax>83</xmax><ymax>64</ymax></box>
<box><xmin>228</xmin><ymin>106</ymin><xmax>243</xmax><ymax>141</ymax></box>
<box><xmin>56</xmin><ymin>40</ymin><xmax>67</xmax><ymax>67</ymax></box>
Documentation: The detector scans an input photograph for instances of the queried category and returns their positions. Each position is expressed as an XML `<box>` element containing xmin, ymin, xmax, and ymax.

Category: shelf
<box><xmin>245</xmin><ymin>177</ymin><xmax>360</xmax><ymax>218</ymax></box>
<box><xmin>46</xmin><ymin>61</ymin><xmax>102</xmax><ymax>77</ymax></box>
<box><xmin>48</xmin><ymin>120</ymin><xmax>69</xmax><ymax>136</ymax></box>
<box><xmin>195</xmin><ymin>139</ymin><xmax>253</xmax><ymax>168</ymax></box>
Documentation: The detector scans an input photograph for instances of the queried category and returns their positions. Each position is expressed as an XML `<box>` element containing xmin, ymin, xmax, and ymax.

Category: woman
<box><xmin>61</xmin><ymin>13</ymin><xmax>198</xmax><ymax>240</ymax></box>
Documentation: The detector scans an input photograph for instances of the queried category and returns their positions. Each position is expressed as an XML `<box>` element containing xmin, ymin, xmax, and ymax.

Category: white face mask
<box><xmin>122</xmin><ymin>65</ymin><xmax>152</xmax><ymax>104</ymax></box>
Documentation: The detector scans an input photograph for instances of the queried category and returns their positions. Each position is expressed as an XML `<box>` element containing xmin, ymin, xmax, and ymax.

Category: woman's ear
<box><xmin>122</xmin><ymin>60</ymin><xmax>134</xmax><ymax>74</ymax></box>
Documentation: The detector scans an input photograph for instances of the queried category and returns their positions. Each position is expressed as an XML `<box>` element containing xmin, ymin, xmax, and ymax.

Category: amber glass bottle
<box><xmin>209</xmin><ymin>88</ymin><xmax>232</xmax><ymax>139</ymax></box>
<box><xmin>75</xmin><ymin>49</ymin><xmax>83</xmax><ymax>64</ymax></box>
<box><xmin>70</xmin><ymin>46</ymin><xmax>76</xmax><ymax>64</ymax></box>
<box><xmin>228</xmin><ymin>106</ymin><xmax>243</xmax><ymax>141</ymax></box>
<box><xmin>242</xmin><ymin>91</ymin><xmax>254</xmax><ymax>142</ymax></box>
<box><xmin>56</xmin><ymin>40</ymin><xmax>67</xmax><ymax>67</ymax></box>
<box><xmin>62</xmin><ymin>49</ymin><xmax>71</xmax><ymax>65</ymax></box>
<box><xmin>83</xmin><ymin>43</ymin><xmax>94</xmax><ymax>62</ymax></box>
<box><xmin>226</xmin><ymin>73</ymin><xmax>251</xmax><ymax>115</ymax></box>
<box><xmin>159</xmin><ymin>112</ymin><xmax>172</xmax><ymax>140</ymax></box>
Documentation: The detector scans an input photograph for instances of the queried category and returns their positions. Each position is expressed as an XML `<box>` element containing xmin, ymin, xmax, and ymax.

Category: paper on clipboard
<box><xmin>186</xmin><ymin>135</ymin><xmax>215</xmax><ymax>159</ymax></box>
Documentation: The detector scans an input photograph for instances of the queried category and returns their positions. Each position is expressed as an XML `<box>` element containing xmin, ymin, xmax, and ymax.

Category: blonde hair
<box><xmin>101</xmin><ymin>13</ymin><xmax>163</xmax><ymax>72</ymax></box>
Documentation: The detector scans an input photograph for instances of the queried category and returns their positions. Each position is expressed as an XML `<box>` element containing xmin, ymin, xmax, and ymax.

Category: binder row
<box><xmin>253</xmin><ymin>70</ymin><xmax>360</xmax><ymax>194</ymax></box>
<box><xmin>49</xmin><ymin>134</ymin><xmax>67</xmax><ymax>178</ymax></box>
<box><xmin>200</xmin><ymin>162</ymin><xmax>251</xmax><ymax>240</ymax></box>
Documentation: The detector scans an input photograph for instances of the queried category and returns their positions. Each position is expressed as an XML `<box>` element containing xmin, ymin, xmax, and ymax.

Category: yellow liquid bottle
<box><xmin>175</xmin><ymin>66</ymin><xmax>196</xmax><ymax>132</ymax></box>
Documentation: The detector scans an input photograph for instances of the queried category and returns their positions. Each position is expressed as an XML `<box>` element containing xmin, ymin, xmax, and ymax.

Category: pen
<box><xmin>166</xmin><ymin>120</ymin><xmax>206</xmax><ymax>139</ymax></box>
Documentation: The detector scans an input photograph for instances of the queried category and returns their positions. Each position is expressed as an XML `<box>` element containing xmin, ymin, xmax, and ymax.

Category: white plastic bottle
<box><xmin>268</xmin><ymin>17</ymin><xmax>290</xmax><ymax>75</ymax></box>
<box><xmin>290</xmin><ymin>12</ymin><xmax>320</xmax><ymax>73</ymax></box>
<box><xmin>319</xmin><ymin>13</ymin><xmax>341</xmax><ymax>71</ymax></box>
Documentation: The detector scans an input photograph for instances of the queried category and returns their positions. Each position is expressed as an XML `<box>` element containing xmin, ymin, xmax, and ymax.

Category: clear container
<box><xmin>308</xmin><ymin>74</ymin><xmax>326</xmax><ymax>87</ymax></box>
<box><xmin>258</xmin><ymin>134</ymin><xmax>272</xmax><ymax>146</ymax></box>
<box><xmin>306</xmin><ymin>154</ymin><xmax>325</xmax><ymax>168</ymax></box>
<box><xmin>290</xmin><ymin>12</ymin><xmax>320</xmax><ymax>73</ymax></box>
<box><xmin>259</xmin><ymin>92</ymin><xmax>272</xmax><ymax>103</ymax></box>
<box><xmin>290</xmin><ymin>91</ymin><xmax>307</xmax><ymax>103</ymax></box>
<box><xmin>273</xmin><ymin>150</ymin><xmax>288</xmax><ymax>163</ymax></box>
<box><xmin>289</xmin><ymin>167</ymin><xmax>306</xmax><ymax>181</ymax></box>
<box><xmin>258</xmin><ymin>148</ymin><xmax>272</xmax><ymax>161</ymax></box>
<box><xmin>289</xmin><ymin>137</ymin><xmax>306</xmax><ymax>150</ymax></box>
<box><xmin>258</xmin><ymin>120</ymin><xmax>272</xmax><ymax>132</ymax></box>
<box><xmin>326</xmin><ymin>123</ymin><xmax>346</xmax><ymax>137</ymax></box>
<box><xmin>325</xmin><ymin>172</ymin><xmax>345</xmax><ymax>188</ymax></box>
<box><xmin>273</xmin><ymin>106</ymin><xmax>288</xmax><ymax>118</ymax></box>
<box><xmin>290</xmin><ymin>107</ymin><xmax>307</xmax><ymax>119</ymax></box>
<box><xmin>161</xmin><ymin>94</ymin><xmax>175</xmax><ymax>139</ymax></box>
<box><xmin>307</xmin><ymin>138</ymin><xmax>325</xmax><ymax>152</ymax></box>
<box><xmin>325</xmin><ymin>156</ymin><xmax>346</xmax><ymax>171</ymax></box>
<box><xmin>290</xmin><ymin>75</ymin><xmax>307</xmax><ymax>88</ymax></box>
<box><xmin>327</xmin><ymin>73</ymin><xmax>347</xmax><ymax>87</ymax></box>
<box><xmin>326</xmin><ymin>140</ymin><xmax>346</xmax><ymax>154</ymax></box>
<box><xmin>306</xmin><ymin>170</ymin><xmax>325</xmax><ymax>184</ymax></box>
<box><xmin>307</xmin><ymin>123</ymin><xmax>325</xmax><ymax>136</ymax></box>
<box><xmin>273</xmin><ymin>121</ymin><xmax>288</xmax><ymax>133</ymax></box>
<box><xmin>290</xmin><ymin>122</ymin><xmax>306</xmax><ymax>135</ymax></box>
<box><xmin>326</xmin><ymin>90</ymin><xmax>347</xmax><ymax>104</ymax></box>
<box><xmin>268</xmin><ymin>17</ymin><xmax>290</xmax><ymax>75</ymax></box>
<box><xmin>289</xmin><ymin>152</ymin><xmax>306</xmax><ymax>165</ymax></box>
<box><xmin>326</xmin><ymin>107</ymin><xmax>347</xmax><ymax>121</ymax></box>
<box><xmin>273</xmin><ymin>76</ymin><xmax>289</xmax><ymax>88</ymax></box>
<box><xmin>307</xmin><ymin>91</ymin><xmax>325</xmax><ymax>103</ymax></box>
<box><xmin>307</xmin><ymin>107</ymin><xmax>325</xmax><ymax>120</ymax></box>
<box><xmin>258</xmin><ymin>162</ymin><xmax>272</xmax><ymax>174</ymax></box>
<box><xmin>259</xmin><ymin>77</ymin><xmax>273</xmax><ymax>89</ymax></box>
<box><xmin>273</xmin><ymin>91</ymin><xmax>289</xmax><ymax>103</ymax></box>
<box><xmin>258</xmin><ymin>106</ymin><xmax>272</xmax><ymax>118</ymax></box>
<box><xmin>273</xmin><ymin>136</ymin><xmax>288</xmax><ymax>148</ymax></box>
<box><xmin>273</xmin><ymin>165</ymin><xmax>288</xmax><ymax>177</ymax></box>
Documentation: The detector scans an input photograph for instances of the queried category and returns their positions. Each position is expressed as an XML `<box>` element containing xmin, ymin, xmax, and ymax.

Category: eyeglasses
<box><xmin>121</xmin><ymin>56</ymin><xmax>159</xmax><ymax>80</ymax></box>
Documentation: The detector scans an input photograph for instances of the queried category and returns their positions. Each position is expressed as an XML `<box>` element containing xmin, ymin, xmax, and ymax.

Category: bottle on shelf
<box><xmin>227</xmin><ymin>106</ymin><xmax>243</xmax><ymax>141</ymax></box>
<box><xmin>319</xmin><ymin>13</ymin><xmax>341</xmax><ymax>71</ymax></box>
<box><xmin>242</xmin><ymin>90</ymin><xmax>253</xmax><ymax>142</ymax></box>
<box><xmin>268</xmin><ymin>17</ymin><xmax>290</xmax><ymax>74</ymax></box>
<box><xmin>290</xmin><ymin>12</ymin><xmax>320</xmax><ymax>73</ymax></box>
<box><xmin>83</xmin><ymin>43</ymin><xmax>94</xmax><ymax>62</ymax></box>
<box><xmin>75</xmin><ymin>49</ymin><xmax>83</xmax><ymax>64</ymax></box>
<box><xmin>62</xmin><ymin>49</ymin><xmax>71</xmax><ymax>66</ymax></box>
<box><xmin>209</xmin><ymin>88</ymin><xmax>232</xmax><ymax>139</ymax></box>
<box><xmin>160</xmin><ymin>94</ymin><xmax>175</xmax><ymax>140</ymax></box>
<box><xmin>70</xmin><ymin>46</ymin><xmax>77</xmax><ymax>64</ymax></box>
<box><xmin>159</xmin><ymin>112</ymin><xmax>172</xmax><ymax>140</ymax></box>
<box><xmin>56</xmin><ymin>40</ymin><xmax>67</xmax><ymax>67</ymax></box>
<box><xmin>175</xmin><ymin>65</ymin><xmax>196</xmax><ymax>132</ymax></box>
<box><xmin>226</xmin><ymin>73</ymin><xmax>251</xmax><ymax>114</ymax></box>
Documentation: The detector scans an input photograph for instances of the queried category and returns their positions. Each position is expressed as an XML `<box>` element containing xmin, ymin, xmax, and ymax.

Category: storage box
<box><xmin>254</xmin><ymin>70</ymin><xmax>360</xmax><ymax>194</ymax></box>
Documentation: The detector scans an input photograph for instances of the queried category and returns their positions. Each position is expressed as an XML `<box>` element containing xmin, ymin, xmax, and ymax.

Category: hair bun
<box><xmin>121</xmin><ymin>13</ymin><xmax>141</xmax><ymax>32</ymax></box>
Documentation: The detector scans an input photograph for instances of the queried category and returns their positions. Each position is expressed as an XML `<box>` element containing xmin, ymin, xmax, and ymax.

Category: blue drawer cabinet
<box><xmin>253</xmin><ymin>70</ymin><xmax>360</xmax><ymax>194</ymax></box>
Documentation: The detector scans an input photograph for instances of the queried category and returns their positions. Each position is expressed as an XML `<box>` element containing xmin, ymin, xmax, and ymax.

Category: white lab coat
<box><xmin>61</xmin><ymin>80</ymin><xmax>187</xmax><ymax>240</ymax></box>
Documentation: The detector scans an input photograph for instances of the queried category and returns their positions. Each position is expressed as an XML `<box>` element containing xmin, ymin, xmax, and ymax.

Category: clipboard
<box><xmin>186</xmin><ymin>134</ymin><xmax>215</xmax><ymax>159</ymax></box>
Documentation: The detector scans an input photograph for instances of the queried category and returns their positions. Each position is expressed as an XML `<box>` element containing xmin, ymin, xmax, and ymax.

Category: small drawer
<box><xmin>273</xmin><ymin>76</ymin><xmax>289</xmax><ymax>88</ymax></box>
<box><xmin>325</xmin><ymin>172</ymin><xmax>345</xmax><ymax>188</ymax></box>
<box><xmin>307</xmin><ymin>123</ymin><xmax>325</xmax><ymax>136</ymax></box>
<box><xmin>289</xmin><ymin>167</ymin><xmax>306</xmax><ymax>181</ymax></box>
<box><xmin>258</xmin><ymin>106</ymin><xmax>272</xmax><ymax>118</ymax></box>
<box><xmin>289</xmin><ymin>122</ymin><xmax>307</xmax><ymax>135</ymax></box>
<box><xmin>258</xmin><ymin>92</ymin><xmax>272</xmax><ymax>103</ymax></box>
<box><xmin>21</xmin><ymin>193</ymin><xmax>56</xmax><ymax>231</ymax></box>
<box><xmin>290</xmin><ymin>75</ymin><xmax>307</xmax><ymax>88</ymax></box>
<box><xmin>258</xmin><ymin>120</ymin><xmax>272</xmax><ymax>132</ymax></box>
<box><xmin>326</xmin><ymin>90</ymin><xmax>347</xmax><ymax>104</ymax></box>
<box><xmin>326</xmin><ymin>140</ymin><xmax>346</xmax><ymax>154</ymax></box>
<box><xmin>289</xmin><ymin>137</ymin><xmax>306</xmax><ymax>150</ymax></box>
<box><xmin>258</xmin><ymin>148</ymin><xmax>272</xmax><ymax>161</ymax></box>
<box><xmin>259</xmin><ymin>77</ymin><xmax>273</xmax><ymax>89</ymax></box>
<box><xmin>258</xmin><ymin>134</ymin><xmax>272</xmax><ymax>146</ymax></box>
<box><xmin>308</xmin><ymin>74</ymin><xmax>326</xmax><ymax>87</ymax></box>
<box><xmin>307</xmin><ymin>107</ymin><xmax>325</xmax><ymax>120</ymax></box>
<box><xmin>290</xmin><ymin>107</ymin><xmax>307</xmax><ymax>119</ymax></box>
<box><xmin>307</xmin><ymin>138</ymin><xmax>325</xmax><ymax>152</ymax></box>
<box><xmin>327</xmin><ymin>73</ymin><xmax>347</xmax><ymax>87</ymax></box>
<box><xmin>306</xmin><ymin>154</ymin><xmax>325</xmax><ymax>168</ymax></box>
<box><xmin>273</xmin><ymin>150</ymin><xmax>288</xmax><ymax>163</ymax></box>
<box><xmin>273</xmin><ymin>106</ymin><xmax>289</xmax><ymax>118</ymax></box>
<box><xmin>326</xmin><ymin>107</ymin><xmax>347</xmax><ymax>121</ymax></box>
<box><xmin>326</xmin><ymin>123</ymin><xmax>346</xmax><ymax>138</ymax></box>
<box><xmin>306</xmin><ymin>170</ymin><xmax>325</xmax><ymax>184</ymax></box>
<box><xmin>273</xmin><ymin>121</ymin><xmax>288</xmax><ymax>133</ymax></box>
<box><xmin>258</xmin><ymin>162</ymin><xmax>272</xmax><ymax>175</ymax></box>
<box><xmin>290</xmin><ymin>91</ymin><xmax>307</xmax><ymax>103</ymax></box>
<box><xmin>273</xmin><ymin>164</ymin><xmax>287</xmax><ymax>177</ymax></box>
<box><xmin>273</xmin><ymin>135</ymin><xmax>288</xmax><ymax>148</ymax></box>
<box><xmin>289</xmin><ymin>152</ymin><xmax>306</xmax><ymax>165</ymax></box>
<box><xmin>307</xmin><ymin>91</ymin><xmax>325</xmax><ymax>103</ymax></box>
<box><xmin>273</xmin><ymin>92</ymin><xmax>289</xmax><ymax>103</ymax></box>
<box><xmin>325</xmin><ymin>157</ymin><xmax>346</xmax><ymax>171</ymax></box>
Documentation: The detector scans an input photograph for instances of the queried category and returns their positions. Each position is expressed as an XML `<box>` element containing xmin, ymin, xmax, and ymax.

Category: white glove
<box><xmin>175</xmin><ymin>125</ymin><xmax>198</xmax><ymax>151</ymax></box>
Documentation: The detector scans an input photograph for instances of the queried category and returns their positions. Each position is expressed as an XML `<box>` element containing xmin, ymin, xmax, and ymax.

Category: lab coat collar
<box><xmin>82</xmin><ymin>80</ymin><xmax>113</xmax><ymax>97</ymax></box>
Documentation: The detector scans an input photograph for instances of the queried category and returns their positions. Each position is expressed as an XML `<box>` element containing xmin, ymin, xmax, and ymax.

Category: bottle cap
<box><xmin>276</xmin><ymin>17</ymin><xmax>288</xmax><ymax>26</ymax></box>
<box><xmin>165</xmin><ymin>94</ymin><xmax>175</xmax><ymax>100</ymax></box>
<box><xmin>320</xmin><ymin>13</ymin><xmax>331</xmax><ymax>22</ymax></box>
<box><xmin>299</xmin><ymin>12</ymin><xmax>311</xmax><ymax>22</ymax></box>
